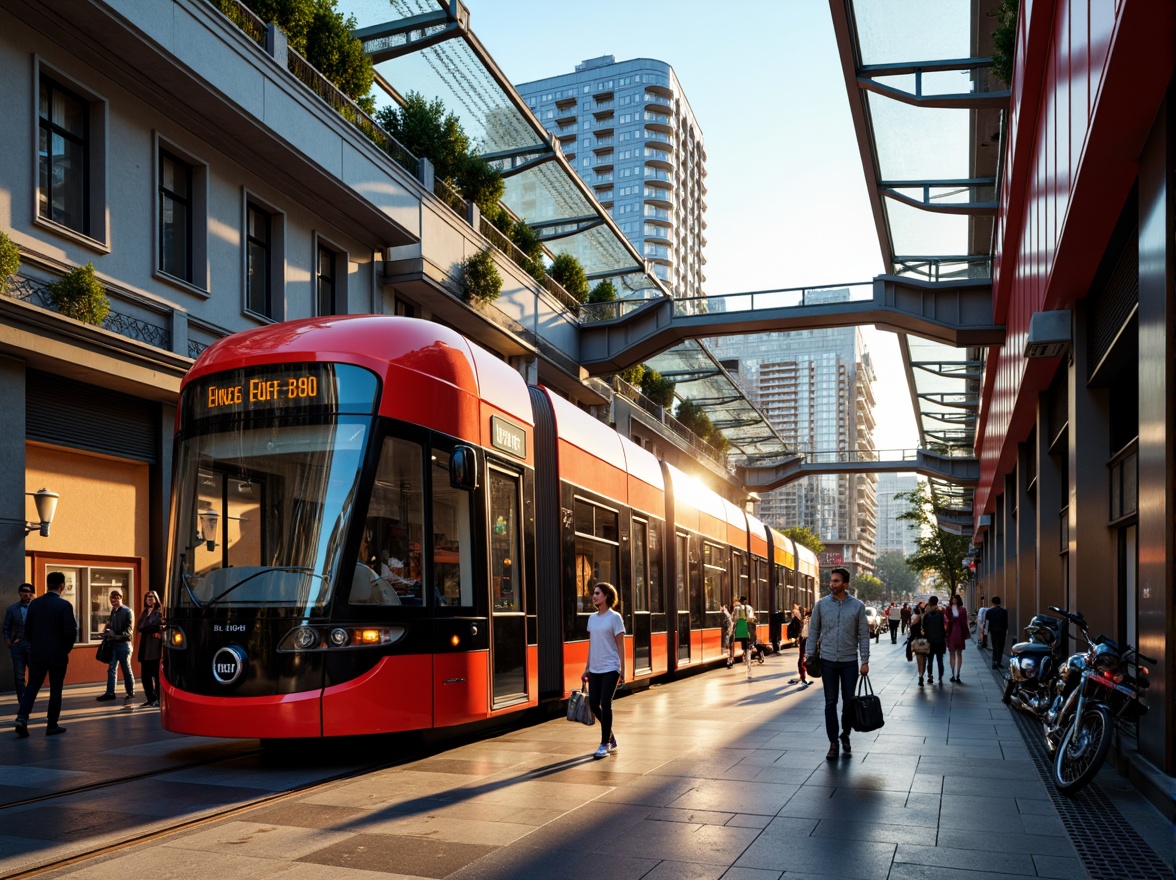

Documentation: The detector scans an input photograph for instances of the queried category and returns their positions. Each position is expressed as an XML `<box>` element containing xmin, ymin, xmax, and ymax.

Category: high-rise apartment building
<box><xmin>875</xmin><ymin>473</ymin><xmax>919</xmax><ymax>557</ymax></box>
<box><xmin>515</xmin><ymin>56</ymin><xmax>707</xmax><ymax>300</ymax></box>
<box><xmin>710</xmin><ymin>291</ymin><xmax>877</xmax><ymax>575</ymax></box>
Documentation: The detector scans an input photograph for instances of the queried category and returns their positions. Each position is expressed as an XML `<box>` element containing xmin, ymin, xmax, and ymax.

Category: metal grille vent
<box><xmin>1007</xmin><ymin>702</ymin><xmax>1172</xmax><ymax>880</ymax></box>
<box><xmin>1087</xmin><ymin>226</ymin><xmax>1138</xmax><ymax>381</ymax></box>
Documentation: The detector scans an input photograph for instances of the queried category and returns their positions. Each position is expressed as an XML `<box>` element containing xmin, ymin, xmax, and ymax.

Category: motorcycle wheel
<box><xmin>1052</xmin><ymin>705</ymin><xmax>1112</xmax><ymax>796</ymax></box>
<box><xmin>1001</xmin><ymin>678</ymin><xmax>1015</xmax><ymax>705</ymax></box>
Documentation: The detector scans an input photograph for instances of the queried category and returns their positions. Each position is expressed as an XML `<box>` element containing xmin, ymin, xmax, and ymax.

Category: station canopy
<box><xmin>348</xmin><ymin>0</ymin><xmax>660</xmax><ymax>291</ymax></box>
<box><xmin>348</xmin><ymin>0</ymin><xmax>789</xmax><ymax>465</ymax></box>
<box><xmin>833</xmin><ymin>0</ymin><xmax>1005</xmax><ymax>526</ymax></box>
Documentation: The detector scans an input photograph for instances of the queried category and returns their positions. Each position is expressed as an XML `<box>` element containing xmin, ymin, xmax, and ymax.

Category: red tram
<box><xmin>161</xmin><ymin>316</ymin><xmax>816</xmax><ymax>738</ymax></box>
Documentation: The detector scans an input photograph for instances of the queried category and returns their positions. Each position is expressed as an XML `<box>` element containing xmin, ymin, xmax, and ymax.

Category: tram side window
<box><xmin>753</xmin><ymin>558</ymin><xmax>768</xmax><ymax>619</ymax></box>
<box><xmin>352</xmin><ymin>438</ymin><xmax>424</xmax><ymax>606</ymax></box>
<box><xmin>489</xmin><ymin>468</ymin><xmax>521</xmax><ymax>611</ymax></box>
<box><xmin>702</xmin><ymin>542</ymin><xmax>726</xmax><ymax>612</ymax></box>
<box><xmin>647</xmin><ymin>520</ymin><xmax>664</xmax><ymax>614</ymax></box>
<box><xmin>573</xmin><ymin>498</ymin><xmax>618</xmax><ymax>613</ymax></box>
<box><xmin>431</xmin><ymin>449</ymin><xmax>473</xmax><ymax>608</ymax></box>
<box><xmin>633</xmin><ymin>518</ymin><xmax>648</xmax><ymax>612</ymax></box>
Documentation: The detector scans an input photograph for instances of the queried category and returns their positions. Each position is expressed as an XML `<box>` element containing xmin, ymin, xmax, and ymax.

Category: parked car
<box><xmin>865</xmin><ymin>606</ymin><xmax>883</xmax><ymax>641</ymax></box>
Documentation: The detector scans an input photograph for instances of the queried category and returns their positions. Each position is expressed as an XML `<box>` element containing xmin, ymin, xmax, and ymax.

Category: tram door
<box><xmin>488</xmin><ymin>467</ymin><xmax>527</xmax><ymax>707</ymax></box>
<box><xmin>675</xmin><ymin>531</ymin><xmax>691</xmax><ymax>663</ymax></box>
<box><xmin>632</xmin><ymin>517</ymin><xmax>652</xmax><ymax>674</ymax></box>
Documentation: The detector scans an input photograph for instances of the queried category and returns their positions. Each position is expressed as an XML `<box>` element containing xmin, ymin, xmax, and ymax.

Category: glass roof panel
<box><xmin>867</xmin><ymin>94</ymin><xmax>970</xmax><ymax>180</ymax></box>
<box><xmin>853</xmin><ymin>0</ymin><xmax>972</xmax><ymax>66</ymax></box>
<box><xmin>347</xmin><ymin>0</ymin><xmax>656</xmax><ymax>283</ymax></box>
<box><xmin>885</xmin><ymin>199</ymin><xmax>971</xmax><ymax>258</ymax></box>
<box><xmin>644</xmin><ymin>341</ymin><xmax>790</xmax><ymax>465</ymax></box>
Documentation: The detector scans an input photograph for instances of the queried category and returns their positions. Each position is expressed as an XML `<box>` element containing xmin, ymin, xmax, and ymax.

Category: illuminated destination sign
<box><xmin>183</xmin><ymin>360</ymin><xmax>376</xmax><ymax>423</ymax></box>
<box><xmin>203</xmin><ymin>375</ymin><xmax>320</xmax><ymax>411</ymax></box>
<box><xmin>491</xmin><ymin>416</ymin><xmax>527</xmax><ymax>459</ymax></box>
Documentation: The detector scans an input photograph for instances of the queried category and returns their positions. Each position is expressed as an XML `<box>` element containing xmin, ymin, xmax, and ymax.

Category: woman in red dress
<box><xmin>945</xmin><ymin>593</ymin><xmax>970</xmax><ymax>683</ymax></box>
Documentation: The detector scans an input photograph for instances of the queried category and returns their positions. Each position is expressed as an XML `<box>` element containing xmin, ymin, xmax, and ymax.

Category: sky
<box><xmin>350</xmin><ymin>1</ymin><xmax>921</xmax><ymax>450</ymax></box>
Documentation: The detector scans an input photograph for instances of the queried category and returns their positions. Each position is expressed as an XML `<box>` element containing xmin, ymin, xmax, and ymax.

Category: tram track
<box><xmin>1</xmin><ymin>745</ymin><xmax>409</xmax><ymax>879</ymax></box>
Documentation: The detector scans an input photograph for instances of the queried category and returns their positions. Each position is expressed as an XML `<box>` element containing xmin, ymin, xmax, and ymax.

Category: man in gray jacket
<box><xmin>808</xmin><ymin>567</ymin><xmax>870</xmax><ymax>760</ymax></box>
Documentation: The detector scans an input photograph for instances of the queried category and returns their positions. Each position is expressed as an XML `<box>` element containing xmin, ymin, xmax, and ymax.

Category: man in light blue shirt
<box><xmin>809</xmin><ymin>567</ymin><xmax>870</xmax><ymax>760</ymax></box>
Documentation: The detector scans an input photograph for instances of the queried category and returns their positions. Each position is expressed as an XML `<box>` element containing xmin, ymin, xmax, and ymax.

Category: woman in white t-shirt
<box><xmin>581</xmin><ymin>582</ymin><xmax>626</xmax><ymax>760</ymax></box>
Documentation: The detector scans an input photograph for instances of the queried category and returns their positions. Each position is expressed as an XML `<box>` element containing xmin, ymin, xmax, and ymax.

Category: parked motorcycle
<box><xmin>1041</xmin><ymin>607</ymin><xmax>1154</xmax><ymax>796</ymax></box>
<box><xmin>1002</xmin><ymin>610</ymin><xmax>1064</xmax><ymax>719</ymax></box>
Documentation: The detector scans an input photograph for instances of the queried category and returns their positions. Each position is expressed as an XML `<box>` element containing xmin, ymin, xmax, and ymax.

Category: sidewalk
<box><xmin>2</xmin><ymin>639</ymin><xmax>1172</xmax><ymax>879</ymax></box>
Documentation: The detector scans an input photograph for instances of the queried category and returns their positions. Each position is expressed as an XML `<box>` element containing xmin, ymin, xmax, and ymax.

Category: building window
<box><xmin>37</xmin><ymin>72</ymin><xmax>105</xmax><ymax>242</ymax></box>
<box><xmin>316</xmin><ymin>241</ymin><xmax>346</xmax><ymax>316</ymax></box>
<box><xmin>246</xmin><ymin>203</ymin><xmax>272</xmax><ymax>316</ymax></box>
<box><xmin>159</xmin><ymin>149</ymin><xmax>192</xmax><ymax>281</ymax></box>
<box><xmin>244</xmin><ymin>198</ymin><xmax>286</xmax><ymax>321</ymax></box>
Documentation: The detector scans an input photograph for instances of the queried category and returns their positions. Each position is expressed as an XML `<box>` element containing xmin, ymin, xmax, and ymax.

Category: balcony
<box><xmin>644</xmin><ymin>148</ymin><xmax>674</xmax><ymax>171</ymax></box>
<box><xmin>644</xmin><ymin>93</ymin><xmax>672</xmax><ymax>115</ymax></box>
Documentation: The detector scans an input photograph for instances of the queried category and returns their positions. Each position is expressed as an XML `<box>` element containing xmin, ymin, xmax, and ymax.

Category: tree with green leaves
<box><xmin>852</xmin><ymin>573</ymin><xmax>886</xmax><ymax>603</ymax></box>
<box><xmin>616</xmin><ymin>363</ymin><xmax>645</xmax><ymax>386</ymax></box>
<box><xmin>588</xmin><ymin>279</ymin><xmax>617</xmax><ymax>303</ymax></box>
<box><xmin>549</xmin><ymin>253</ymin><xmax>589</xmax><ymax>302</ymax></box>
<box><xmin>783</xmin><ymin>526</ymin><xmax>824</xmax><ymax>555</ymax></box>
<box><xmin>509</xmin><ymin>219</ymin><xmax>547</xmax><ymax>282</ymax></box>
<box><xmin>896</xmin><ymin>483</ymin><xmax>972</xmax><ymax>595</ymax></box>
<box><xmin>226</xmin><ymin>0</ymin><xmax>375</xmax><ymax>112</ymax></box>
<box><xmin>991</xmin><ymin>0</ymin><xmax>1019</xmax><ymax>85</ymax></box>
<box><xmin>875</xmin><ymin>549</ymin><xmax>918</xmax><ymax>599</ymax></box>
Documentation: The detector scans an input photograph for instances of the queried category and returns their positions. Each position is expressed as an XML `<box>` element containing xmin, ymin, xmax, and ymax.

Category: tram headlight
<box><xmin>166</xmin><ymin>626</ymin><xmax>187</xmax><ymax>650</ymax></box>
<box><xmin>278</xmin><ymin>625</ymin><xmax>405</xmax><ymax>652</ymax></box>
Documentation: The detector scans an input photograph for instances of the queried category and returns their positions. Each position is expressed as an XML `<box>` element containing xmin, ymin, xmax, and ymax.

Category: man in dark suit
<box><xmin>986</xmin><ymin>596</ymin><xmax>1010</xmax><ymax>670</ymax></box>
<box><xmin>15</xmin><ymin>571</ymin><xmax>77</xmax><ymax>737</ymax></box>
<box><xmin>3</xmin><ymin>583</ymin><xmax>35</xmax><ymax>706</ymax></box>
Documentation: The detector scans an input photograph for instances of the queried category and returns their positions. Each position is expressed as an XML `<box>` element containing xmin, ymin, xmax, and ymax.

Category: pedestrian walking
<box><xmin>721</xmin><ymin>603</ymin><xmax>734</xmax><ymax>667</ymax></box>
<box><xmin>96</xmin><ymin>589</ymin><xmax>135</xmax><ymax>705</ymax></box>
<box><xmin>809</xmin><ymin>568</ymin><xmax>870</xmax><ymax>760</ymax></box>
<box><xmin>14</xmin><ymin>572</ymin><xmax>76</xmax><ymax>737</ymax></box>
<box><xmin>900</xmin><ymin>602</ymin><xmax>911</xmax><ymax>635</ymax></box>
<box><xmin>986</xmin><ymin>596</ymin><xmax>1010</xmax><ymax>669</ymax></box>
<box><xmin>135</xmin><ymin>590</ymin><xmax>163</xmax><ymax>708</ymax></box>
<box><xmin>922</xmin><ymin>596</ymin><xmax>947</xmax><ymax>684</ymax></box>
<box><xmin>886</xmin><ymin>601</ymin><xmax>901</xmax><ymax>643</ymax></box>
<box><xmin>976</xmin><ymin>602</ymin><xmax>989</xmax><ymax>649</ymax></box>
<box><xmin>581</xmin><ymin>582</ymin><xmax>625</xmax><ymax>759</ymax></box>
<box><xmin>945</xmin><ymin>594</ymin><xmax>969</xmax><ymax>682</ymax></box>
<box><xmin>909</xmin><ymin>607</ymin><xmax>929</xmax><ymax>686</ymax></box>
<box><xmin>3</xmin><ymin>583</ymin><xmax>34</xmax><ymax>706</ymax></box>
<box><xmin>731</xmin><ymin>595</ymin><xmax>756</xmax><ymax>678</ymax></box>
<box><xmin>787</xmin><ymin>603</ymin><xmax>810</xmax><ymax>687</ymax></box>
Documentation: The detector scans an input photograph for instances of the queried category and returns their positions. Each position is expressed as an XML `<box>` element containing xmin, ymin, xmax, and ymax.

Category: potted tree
<box><xmin>46</xmin><ymin>262</ymin><xmax>110</xmax><ymax>325</ymax></box>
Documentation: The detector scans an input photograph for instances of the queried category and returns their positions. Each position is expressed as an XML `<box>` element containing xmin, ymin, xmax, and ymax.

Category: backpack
<box><xmin>787</xmin><ymin>616</ymin><xmax>801</xmax><ymax>639</ymax></box>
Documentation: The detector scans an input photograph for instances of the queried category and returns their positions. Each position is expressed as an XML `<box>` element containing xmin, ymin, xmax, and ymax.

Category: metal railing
<box><xmin>4</xmin><ymin>274</ymin><xmax>171</xmax><ymax>350</ymax></box>
<box><xmin>433</xmin><ymin>177</ymin><xmax>467</xmax><ymax>216</ymax></box>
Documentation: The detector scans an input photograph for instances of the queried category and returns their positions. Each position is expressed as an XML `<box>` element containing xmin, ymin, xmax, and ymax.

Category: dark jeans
<box><xmin>9</xmin><ymin>643</ymin><xmax>29</xmax><ymax>704</ymax></box>
<box><xmin>820</xmin><ymin>659</ymin><xmax>858</xmax><ymax>742</ymax></box>
<box><xmin>17</xmin><ymin>661</ymin><xmax>67</xmax><ymax>727</ymax></box>
<box><xmin>797</xmin><ymin>636</ymin><xmax>808</xmax><ymax>681</ymax></box>
<box><xmin>140</xmin><ymin>660</ymin><xmax>159</xmax><ymax>703</ymax></box>
<box><xmin>990</xmin><ymin>630</ymin><xmax>1008</xmax><ymax>668</ymax></box>
<box><xmin>587</xmin><ymin>670</ymin><xmax>620</xmax><ymax>745</ymax></box>
<box><xmin>928</xmin><ymin>644</ymin><xmax>946</xmax><ymax>678</ymax></box>
<box><xmin>888</xmin><ymin>620</ymin><xmax>900</xmax><ymax>643</ymax></box>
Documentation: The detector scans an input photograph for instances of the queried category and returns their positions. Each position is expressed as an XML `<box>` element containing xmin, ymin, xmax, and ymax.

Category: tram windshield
<box><xmin>169</xmin><ymin>418</ymin><xmax>370</xmax><ymax>614</ymax></box>
<box><xmin>166</xmin><ymin>362</ymin><xmax>381</xmax><ymax>617</ymax></box>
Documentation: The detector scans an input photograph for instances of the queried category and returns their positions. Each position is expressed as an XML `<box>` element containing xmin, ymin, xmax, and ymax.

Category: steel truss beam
<box><xmin>356</xmin><ymin>1</ymin><xmax>468</xmax><ymax>63</ymax></box>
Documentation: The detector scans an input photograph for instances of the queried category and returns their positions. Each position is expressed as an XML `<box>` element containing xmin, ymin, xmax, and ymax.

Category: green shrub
<box><xmin>46</xmin><ymin>262</ymin><xmax>110</xmax><ymax>325</ymax></box>
<box><xmin>457</xmin><ymin>156</ymin><xmax>506</xmax><ymax>216</ymax></box>
<box><xmin>991</xmin><ymin>0</ymin><xmax>1018</xmax><ymax>85</ymax></box>
<box><xmin>509</xmin><ymin>219</ymin><xmax>547</xmax><ymax>283</ymax></box>
<box><xmin>549</xmin><ymin>253</ymin><xmax>589</xmax><ymax>302</ymax></box>
<box><xmin>640</xmin><ymin>369</ymin><xmax>676</xmax><ymax>408</ymax></box>
<box><xmin>0</xmin><ymin>230</ymin><xmax>19</xmax><ymax>292</ymax></box>
<box><xmin>461</xmin><ymin>248</ymin><xmax>501</xmax><ymax>303</ymax></box>
<box><xmin>617</xmin><ymin>363</ymin><xmax>645</xmax><ymax>386</ymax></box>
